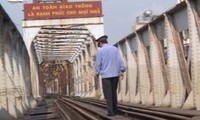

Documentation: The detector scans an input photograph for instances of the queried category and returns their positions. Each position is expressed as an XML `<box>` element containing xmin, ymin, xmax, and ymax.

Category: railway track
<box><xmin>53</xmin><ymin>94</ymin><xmax>200</xmax><ymax>120</ymax></box>
<box><xmin>56</xmin><ymin>96</ymin><xmax>131</xmax><ymax>120</ymax></box>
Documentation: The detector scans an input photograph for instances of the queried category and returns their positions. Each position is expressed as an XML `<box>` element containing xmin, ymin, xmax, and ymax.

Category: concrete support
<box><xmin>165</xmin><ymin>15</ymin><xmax>185</xmax><ymax>108</ymax></box>
<box><xmin>118</xmin><ymin>42</ymin><xmax>129</xmax><ymax>102</ymax></box>
<box><xmin>0</xmin><ymin>13</ymin><xmax>7</xmax><ymax>112</ymax></box>
<box><xmin>135</xmin><ymin>33</ymin><xmax>151</xmax><ymax>105</ymax></box>
<box><xmin>23</xmin><ymin>28</ymin><xmax>41</xmax><ymax>97</ymax></box>
<box><xmin>0</xmin><ymin>7</ymin><xmax>35</xmax><ymax>119</ymax></box>
<box><xmin>125</xmin><ymin>39</ymin><xmax>138</xmax><ymax>103</ymax></box>
<box><xmin>187</xmin><ymin>0</ymin><xmax>200</xmax><ymax>110</ymax></box>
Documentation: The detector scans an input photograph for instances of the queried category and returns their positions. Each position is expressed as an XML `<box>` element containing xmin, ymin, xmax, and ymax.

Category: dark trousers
<box><xmin>102</xmin><ymin>77</ymin><xmax>119</xmax><ymax>114</ymax></box>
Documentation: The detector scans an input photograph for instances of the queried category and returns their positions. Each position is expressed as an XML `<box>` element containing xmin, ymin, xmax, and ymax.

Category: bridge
<box><xmin>0</xmin><ymin>0</ymin><xmax>200</xmax><ymax>119</ymax></box>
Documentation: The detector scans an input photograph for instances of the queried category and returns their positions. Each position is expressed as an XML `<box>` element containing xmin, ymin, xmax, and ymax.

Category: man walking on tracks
<box><xmin>95</xmin><ymin>35</ymin><xmax>126</xmax><ymax>116</ymax></box>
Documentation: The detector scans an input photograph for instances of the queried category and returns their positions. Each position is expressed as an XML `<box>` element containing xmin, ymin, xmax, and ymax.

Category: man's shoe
<box><xmin>107</xmin><ymin>113</ymin><xmax>116</xmax><ymax>116</ymax></box>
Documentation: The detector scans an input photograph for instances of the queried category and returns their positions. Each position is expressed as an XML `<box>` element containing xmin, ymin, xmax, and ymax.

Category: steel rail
<box><xmin>54</xmin><ymin>101</ymin><xmax>72</xmax><ymax>120</ymax></box>
<box><xmin>50</xmin><ymin>94</ymin><xmax>193</xmax><ymax>119</ymax></box>
<box><xmin>57</xmin><ymin>97</ymin><xmax>103</xmax><ymax>120</ymax></box>
<box><xmin>69</xmin><ymin>96</ymin><xmax>192</xmax><ymax>120</ymax></box>
<box><xmin>60</xmin><ymin>96</ymin><xmax>169</xmax><ymax>120</ymax></box>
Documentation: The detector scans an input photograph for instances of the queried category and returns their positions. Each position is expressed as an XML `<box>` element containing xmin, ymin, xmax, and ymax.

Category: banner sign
<box><xmin>24</xmin><ymin>1</ymin><xmax>102</xmax><ymax>20</ymax></box>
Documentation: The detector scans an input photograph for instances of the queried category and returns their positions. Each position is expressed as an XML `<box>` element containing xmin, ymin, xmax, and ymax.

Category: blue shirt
<box><xmin>95</xmin><ymin>44</ymin><xmax>126</xmax><ymax>78</ymax></box>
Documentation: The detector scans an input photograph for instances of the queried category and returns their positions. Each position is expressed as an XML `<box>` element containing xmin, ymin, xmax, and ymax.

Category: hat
<box><xmin>96</xmin><ymin>35</ymin><xmax>108</xmax><ymax>42</ymax></box>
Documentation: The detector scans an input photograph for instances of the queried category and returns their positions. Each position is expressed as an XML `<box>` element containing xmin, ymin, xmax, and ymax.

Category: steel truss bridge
<box><xmin>0</xmin><ymin>0</ymin><xmax>200</xmax><ymax>119</ymax></box>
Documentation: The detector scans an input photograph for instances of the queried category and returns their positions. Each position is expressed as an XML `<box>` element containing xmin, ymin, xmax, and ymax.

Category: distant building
<box><xmin>33</xmin><ymin>0</ymin><xmax>68</xmax><ymax>3</ymax></box>
<box><xmin>177</xmin><ymin>0</ymin><xmax>184</xmax><ymax>3</ymax></box>
<box><xmin>7</xmin><ymin>0</ymin><xmax>23</xmax><ymax>2</ymax></box>
<box><xmin>132</xmin><ymin>9</ymin><xmax>157</xmax><ymax>31</ymax></box>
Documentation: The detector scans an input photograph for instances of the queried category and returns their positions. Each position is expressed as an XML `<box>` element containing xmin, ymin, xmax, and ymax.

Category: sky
<box><xmin>0</xmin><ymin>0</ymin><xmax>177</xmax><ymax>44</ymax></box>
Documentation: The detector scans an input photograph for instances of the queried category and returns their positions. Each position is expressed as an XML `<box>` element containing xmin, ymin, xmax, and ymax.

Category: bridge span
<box><xmin>0</xmin><ymin>0</ymin><xmax>200</xmax><ymax>119</ymax></box>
